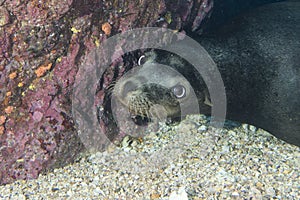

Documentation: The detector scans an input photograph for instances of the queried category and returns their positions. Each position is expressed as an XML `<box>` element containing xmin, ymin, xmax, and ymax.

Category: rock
<box><xmin>0</xmin><ymin>0</ymin><xmax>214</xmax><ymax>185</ymax></box>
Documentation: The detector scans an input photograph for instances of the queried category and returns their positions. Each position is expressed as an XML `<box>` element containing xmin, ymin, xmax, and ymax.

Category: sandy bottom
<box><xmin>0</xmin><ymin>115</ymin><xmax>299</xmax><ymax>199</ymax></box>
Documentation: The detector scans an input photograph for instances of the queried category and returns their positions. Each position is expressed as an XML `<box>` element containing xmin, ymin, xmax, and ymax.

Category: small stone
<box><xmin>198</xmin><ymin>125</ymin><xmax>207</xmax><ymax>131</ymax></box>
<box><xmin>66</xmin><ymin>190</ymin><xmax>73</xmax><ymax>197</ymax></box>
<box><xmin>221</xmin><ymin>145</ymin><xmax>230</xmax><ymax>154</ymax></box>
<box><xmin>265</xmin><ymin>187</ymin><xmax>276</xmax><ymax>197</ymax></box>
<box><xmin>169</xmin><ymin>187</ymin><xmax>188</xmax><ymax>200</ymax></box>
<box><xmin>249</xmin><ymin>187</ymin><xmax>262</xmax><ymax>199</ymax></box>
<box><xmin>131</xmin><ymin>139</ymin><xmax>138</xmax><ymax>147</ymax></box>
<box><xmin>228</xmin><ymin>130</ymin><xmax>236</xmax><ymax>136</ymax></box>
<box><xmin>242</xmin><ymin>124</ymin><xmax>249</xmax><ymax>131</ymax></box>
<box><xmin>148</xmin><ymin>132</ymin><xmax>158</xmax><ymax>139</ymax></box>
<box><xmin>150</xmin><ymin>193</ymin><xmax>161</xmax><ymax>199</ymax></box>
<box><xmin>15</xmin><ymin>194</ymin><xmax>26</xmax><ymax>200</ymax></box>
<box><xmin>93</xmin><ymin>187</ymin><xmax>104</xmax><ymax>195</ymax></box>
<box><xmin>256</xmin><ymin>182</ymin><xmax>264</xmax><ymax>188</ymax></box>
<box><xmin>123</xmin><ymin>147</ymin><xmax>131</xmax><ymax>152</ymax></box>
<box><xmin>249</xmin><ymin>125</ymin><xmax>257</xmax><ymax>132</ymax></box>
<box><xmin>51</xmin><ymin>187</ymin><xmax>59</xmax><ymax>192</ymax></box>
<box><xmin>232</xmin><ymin>191</ymin><xmax>239</xmax><ymax>197</ymax></box>
<box><xmin>121</xmin><ymin>136</ymin><xmax>130</xmax><ymax>148</ymax></box>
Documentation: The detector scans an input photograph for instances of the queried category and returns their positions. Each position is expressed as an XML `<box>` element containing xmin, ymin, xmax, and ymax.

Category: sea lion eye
<box><xmin>172</xmin><ymin>84</ymin><xmax>186</xmax><ymax>99</ymax></box>
<box><xmin>138</xmin><ymin>55</ymin><xmax>146</xmax><ymax>65</ymax></box>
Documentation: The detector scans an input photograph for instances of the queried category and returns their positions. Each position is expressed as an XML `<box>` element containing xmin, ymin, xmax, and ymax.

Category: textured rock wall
<box><xmin>0</xmin><ymin>0</ymin><xmax>213</xmax><ymax>185</ymax></box>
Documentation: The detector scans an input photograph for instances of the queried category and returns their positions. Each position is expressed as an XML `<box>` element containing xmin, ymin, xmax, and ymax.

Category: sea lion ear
<box><xmin>138</xmin><ymin>55</ymin><xmax>146</xmax><ymax>65</ymax></box>
<box><xmin>204</xmin><ymin>95</ymin><xmax>213</xmax><ymax>107</ymax></box>
<box><xmin>203</xmin><ymin>90</ymin><xmax>213</xmax><ymax>107</ymax></box>
<box><xmin>138</xmin><ymin>50</ymin><xmax>157</xmax><ymax>65</ymax></box>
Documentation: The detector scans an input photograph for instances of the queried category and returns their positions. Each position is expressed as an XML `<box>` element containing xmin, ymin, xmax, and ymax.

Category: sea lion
<box><xmin>112</xmin><ymin>51</ymin><xmax>210</xmax><ymax>124</ymax></box>
<box><xmin>112</xmin><ymin>2</ymin><xmax>300</xmax><ymax>147</ymax></box>
<box><xmin>197</xmin><ymin>1</ymin><xmax>300</xmax><ymax>146</ymax></box>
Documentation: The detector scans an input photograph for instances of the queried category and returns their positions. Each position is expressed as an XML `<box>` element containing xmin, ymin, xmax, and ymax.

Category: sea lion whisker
<box><xmin>105</xmin><ymin>81</ymin><xmax>117</xmax><ymax>92</ymax></box>
<box><xmin>146</xmin><ymin>110</ymin><xmax>151</xmax><ymax>119</ymax></box>
<box><xmin>133</xmin><ymin>104</ymin><xmax>138</xmax><ymax>116</ymax></box>
<box><xmin>138</xmin><ymin>106</ymin><xmax>144</xmax><ymax>117</ymax></box>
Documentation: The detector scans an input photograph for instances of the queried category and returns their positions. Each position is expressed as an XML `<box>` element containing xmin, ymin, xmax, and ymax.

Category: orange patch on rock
<box><xmin>4</xmin><ymin>106</ymin><xmax>13</xmax><ymax>114</ymax></box>
<box><xmin>35</xmin><ymin>63</ymin><xmax>52</xmax><ymax>78</ymax></box>
<box><xmin>102</xmin><ymin>22</ymin><xmax>112</xmax><ymax>36</ymax></box>
<box><xmin>18</xmin><ymin>82</ymin><xmax>24</xmax><ymax>87</ymax></box>
<box><xmin>9</xmin><ymin>71</ymin><xmax>17</xmax><ymax>80</ymax></box>
<box><xmin>6</xmin><ymin>91</ymin><xmax>11</xmax><ymax>97</ymax></box>
<box><xmin>0</xmin><ymin>126</ymin><xmax>4</xmax><ymax>135</ymax></box>
<box><xmin>0</xmin><ymin>115</ymin><xmax>6</xmax><ymax>125</ymax></box>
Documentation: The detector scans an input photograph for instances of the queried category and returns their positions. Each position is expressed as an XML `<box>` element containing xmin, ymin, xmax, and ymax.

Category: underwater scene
<box><xmin>0</xmin><ymin>0</ymin><xmax>299</xmax><ymax>199</ymax></box>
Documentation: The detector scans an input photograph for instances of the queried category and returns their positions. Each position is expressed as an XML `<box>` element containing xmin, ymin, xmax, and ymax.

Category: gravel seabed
<box><xmin>1</xmin><ymin>115</ymin><xmax>299</xmax><ymax>200</ymax></box>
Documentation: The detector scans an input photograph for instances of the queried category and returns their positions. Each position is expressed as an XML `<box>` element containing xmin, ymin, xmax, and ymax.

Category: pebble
<box><xmin>198</xmin><ymin>125</ymin><xmax>207</xmax><ymax>131</ymax></box>
<box><xmin>231</xmin><ymin>191</ymin><xmax>239</xmax><ymax>197</ymax></box>
<box><xmin>169</xmin><ymin>187</ymin><xmax>188</xmax><ymax>200</ymax></box>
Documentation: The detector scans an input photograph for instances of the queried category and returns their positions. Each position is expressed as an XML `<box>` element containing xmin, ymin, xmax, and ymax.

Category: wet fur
<box><xmin>113</xmin><ymin>2</ymin><xmax>300</xmax><ymax>147</ymax></box>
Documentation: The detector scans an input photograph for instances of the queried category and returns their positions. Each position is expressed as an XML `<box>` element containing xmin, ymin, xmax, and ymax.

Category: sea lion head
<box><xmin>112</xmin><ymin>51</ymin><xmax>202</xmax><ymax>123</ymax></box>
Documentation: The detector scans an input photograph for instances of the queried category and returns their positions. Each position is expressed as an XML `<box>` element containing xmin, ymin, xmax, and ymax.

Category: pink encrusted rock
<box><xmin>0</xmin><ymin>0</ymin><xmax>215</xmax><ymax>185</ymax></box>
<box><xmin>32</xmin><ymin>111</ymin><xmax>43</xmax><ymax>122</ymax></box>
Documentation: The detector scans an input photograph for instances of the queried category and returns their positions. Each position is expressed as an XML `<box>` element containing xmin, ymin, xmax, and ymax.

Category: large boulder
<box><xmin>0</xmin><ymin>0</ymin><xmax>214</xmax><ymax>185</ymax></box>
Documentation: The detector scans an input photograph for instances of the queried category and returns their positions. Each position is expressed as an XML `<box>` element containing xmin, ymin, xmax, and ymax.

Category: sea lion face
<box><xmin>112</xmin><ymin>54</ymin><xmax>197</xmax><ymax>122</ymax></box>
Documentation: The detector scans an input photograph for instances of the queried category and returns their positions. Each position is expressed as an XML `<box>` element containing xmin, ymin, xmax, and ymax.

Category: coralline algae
<box><xmin>0</xmin><ymin>0</ymin><xmax>213</xmax><ymax>185</ymax></box>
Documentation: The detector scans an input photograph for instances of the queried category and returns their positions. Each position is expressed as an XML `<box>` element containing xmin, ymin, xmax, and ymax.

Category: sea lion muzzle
<box><xmin>125</xmin><ymin>83</ymin><xmax>181</xmax><ymax>122</ymax></box>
